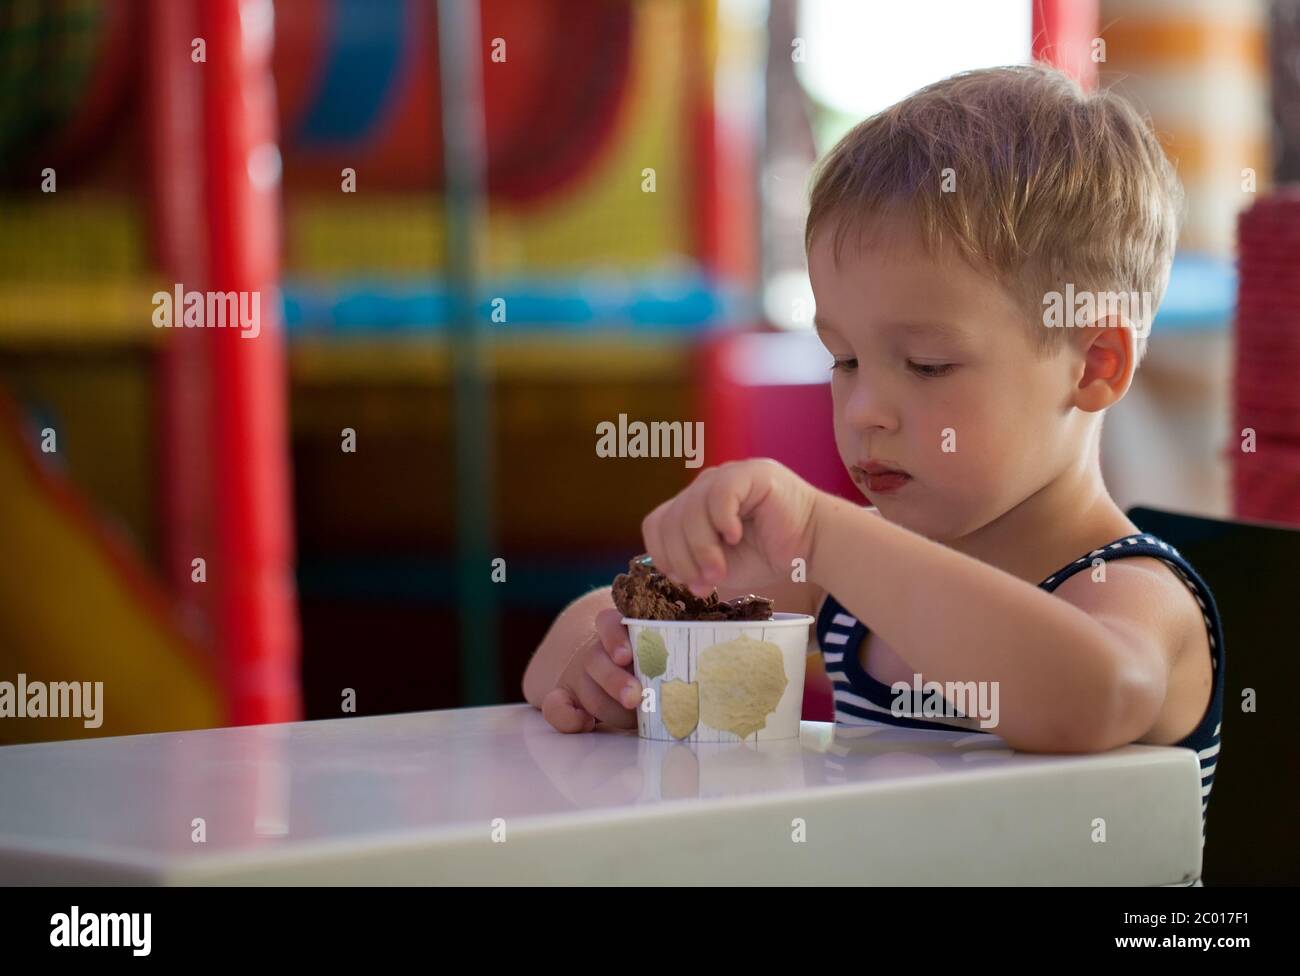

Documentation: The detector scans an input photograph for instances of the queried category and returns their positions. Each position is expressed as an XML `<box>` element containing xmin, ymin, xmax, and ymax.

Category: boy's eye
<box><xmin>908</xmin><ymin>361</ymin><xmax>956</xmax><ymax>378</ymax></box>
<box><xmin>829</xmin><ymin>357</ymin><xmax>857</xmax><ymax>372</ymax></box>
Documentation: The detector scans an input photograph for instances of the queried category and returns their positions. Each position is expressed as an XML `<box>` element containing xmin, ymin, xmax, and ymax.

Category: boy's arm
<box><xmin>521</xmin><ymin>587</ymin><xmax>616</xmax><ymax>708</ymax></box>
<box><xmin>809</xmin><ymin>494</ymin><xmax>1170</xmax><ymax>754</ymax></box>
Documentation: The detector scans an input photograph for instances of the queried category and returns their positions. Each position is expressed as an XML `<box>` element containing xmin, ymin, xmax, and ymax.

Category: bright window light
<box><xmin>796</xmin><ymin>0</ymin><xmax>1034</xmax><ymax>146</ymax></box>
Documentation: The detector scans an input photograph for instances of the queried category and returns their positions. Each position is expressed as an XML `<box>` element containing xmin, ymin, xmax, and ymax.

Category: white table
<box><xmin>0</xmin><ymin>704</ymin><xmax>1204</xmax><ymax>884</ymax></box>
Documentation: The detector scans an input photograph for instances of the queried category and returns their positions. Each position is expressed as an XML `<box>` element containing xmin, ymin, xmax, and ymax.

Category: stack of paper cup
<box><xmin>1232</xmin><ymin>188</ymin><xmax>1300</xmax><ymax>524</ymax></box>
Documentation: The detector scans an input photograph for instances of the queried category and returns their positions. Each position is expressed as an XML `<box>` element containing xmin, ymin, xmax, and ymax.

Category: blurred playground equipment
<box><xmin>0</xmin><ymin>1</ymin><xmax>1281</xmax><ymax>741</ymax></box>
<box><xmin>0</xmin><ymin>0</ymin><xmax>766</xmax><ymax>739</ymax></box>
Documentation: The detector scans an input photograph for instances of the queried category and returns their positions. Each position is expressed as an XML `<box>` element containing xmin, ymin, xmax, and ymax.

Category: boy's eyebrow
<box><xmin>888</xmin><ymin>320</ymin><xmax>971</xmax><ymax>342</ymax></box>
<box><xmin>813</xmin><ymin>316</ymin><xmax>970</xmax><ymax>342</ymax></box>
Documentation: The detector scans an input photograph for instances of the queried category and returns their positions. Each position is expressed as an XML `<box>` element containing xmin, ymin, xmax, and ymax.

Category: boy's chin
<box><xmin>863</xmin><ymin>494</ymin><xmax>964</xmax><ymax>542</ymax></box>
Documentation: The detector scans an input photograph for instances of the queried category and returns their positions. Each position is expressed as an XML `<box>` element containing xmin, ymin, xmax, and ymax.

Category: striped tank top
<box><xmin>816</xmin><ymin>532</ymin><xmax>1225</xmax><ymax>849</ymax></box>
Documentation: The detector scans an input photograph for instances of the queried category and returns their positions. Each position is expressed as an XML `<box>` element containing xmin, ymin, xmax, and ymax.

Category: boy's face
<box><xmin>807</xmin><ymin>211</ymin><xmax>1086</xmax><ymax>542</ymax></box>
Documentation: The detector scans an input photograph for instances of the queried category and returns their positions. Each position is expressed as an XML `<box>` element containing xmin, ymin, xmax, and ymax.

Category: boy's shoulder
<box><xmin>1050</xmin><ymin>552</ymin><xmax>1211</xmax><ymax>681</ymax></box>
<box><xmin>1050</xmin><ymin>551</ymin><xmax>1199</xmax><ymax>618</ymax></box>
<box><xmin>1052</xmin><ymin>550</ymin><xmax>1215</xmax><ymax>745</ymax></box>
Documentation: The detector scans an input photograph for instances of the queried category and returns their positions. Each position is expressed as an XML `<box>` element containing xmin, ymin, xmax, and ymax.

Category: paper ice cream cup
<box><xmin>621</xmin><ymin>613</ymin><xmax>814</xmax><ymax>742</ymax></box>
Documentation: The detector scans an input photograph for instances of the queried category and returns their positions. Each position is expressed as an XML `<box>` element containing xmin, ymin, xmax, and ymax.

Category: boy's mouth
<box><xmin>852</xmin><ymin>461</ymin><xmax>912</xmax><ymax>494</ymax></box>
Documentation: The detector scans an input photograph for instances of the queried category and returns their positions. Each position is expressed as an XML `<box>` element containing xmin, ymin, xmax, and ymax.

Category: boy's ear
<box><xmin>1073</xmin><ymin>314</ymin><xmax>1137</xmax><ymax>413</ymax></box>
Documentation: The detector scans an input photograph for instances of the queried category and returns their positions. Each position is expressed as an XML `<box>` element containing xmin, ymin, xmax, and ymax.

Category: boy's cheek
<box><xmin>918</xmin><ymin>428</ymin><xmax>1008</xmax><ymax>502</ymax></box>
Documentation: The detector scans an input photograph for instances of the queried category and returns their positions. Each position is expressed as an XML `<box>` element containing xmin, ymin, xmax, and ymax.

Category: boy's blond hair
<box><xmin>804</xmin><ymin>64</ymin><xmax>1183</xmax><ymax>362</ymax></box>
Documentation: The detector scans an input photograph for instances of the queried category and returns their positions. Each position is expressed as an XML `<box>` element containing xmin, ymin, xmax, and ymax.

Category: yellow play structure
<box><xmin>0</xmin><ymin>391</ymin><xmax>223</xmax><ymax>743</ymax></box>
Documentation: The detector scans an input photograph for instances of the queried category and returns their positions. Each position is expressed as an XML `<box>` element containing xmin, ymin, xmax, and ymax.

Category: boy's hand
<box><xmin>641</xmin><ymin>459</ymin><xmax>822</xmax><ymax>598</ymax></box>
<box><xmin>541</xmin><ymin>608</ymin><xmax>642</xmax><ymax>733</ymax></box>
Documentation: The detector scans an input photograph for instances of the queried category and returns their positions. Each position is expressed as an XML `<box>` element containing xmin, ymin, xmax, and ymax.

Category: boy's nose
<box><xmin>841</xmin><ymin>377</ymin><xmax>897</xmax><ymax>433</ymax></box>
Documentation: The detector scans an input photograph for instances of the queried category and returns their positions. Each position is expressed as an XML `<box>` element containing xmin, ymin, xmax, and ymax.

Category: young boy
<box><xmin>522</xmin><ymin>65</ymin><xmax>1223</xmax><ymax>846</ymax></box>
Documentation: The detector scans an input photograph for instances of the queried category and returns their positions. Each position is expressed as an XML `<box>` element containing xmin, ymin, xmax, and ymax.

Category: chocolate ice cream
<box><xmin>611</xmin><ymin>554</ymin><xmax>774</xmax><ymax>621</ymax></box>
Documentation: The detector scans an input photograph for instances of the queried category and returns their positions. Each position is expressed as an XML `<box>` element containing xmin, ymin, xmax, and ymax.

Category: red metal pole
<box><xmin>147</xmin><ymin>0</ymin><xmax>215</xmax><ymax>650</ymax></box>
<box><xmin>1033</xmin><ymin>0</ymin><xmax>1100</xmax><ymax>91</ymax></box>
<box><xmin>199</xmin><ymin>0</ymin><xmax>300</xmax><ymax>725</ymax></box>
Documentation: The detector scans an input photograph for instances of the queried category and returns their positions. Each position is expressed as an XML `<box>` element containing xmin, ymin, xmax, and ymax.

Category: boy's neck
<box><xmin>945</xmin><ymin>453</ymin><xmax>1136</xmax><ymax>585</ymax></box>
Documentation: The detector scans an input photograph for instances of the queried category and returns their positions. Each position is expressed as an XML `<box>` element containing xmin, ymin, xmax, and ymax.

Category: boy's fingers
<box><xmin>641</xmin><ymin>502</ymin><xmax>673</xmax><ymax>579</ymax></box>
<box><xmin>573</xmin><ymin>669</ymin><xmax>638</xmax><ymax>729</ymax></box>
<box><xmin>706</xmin><ymin>476</ymin><xmax>744</xmax><ymax>546</ymax></box>
<box><xmin>594</xmin><ymin>609</ymin><xmax>632</xmax><ymax>666</ymax></box>
<box><xmin>662</xmin><ymin>499</ymin><xmax>707</xmax><ymax>592</ymax></box>
<box><xmin>542</xmin><ymin>687</ymin><xmax>597</xmax><ymax>734</ymax></box>
<box><xmin>586</xmin><ymin>645</ymin><xmax>642</xmax><ymax>710</ymax></box>
<box><xmin>681</xmin><ymin>495</ymin><xmax>727</xmax><ymax>583</ymax></box>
